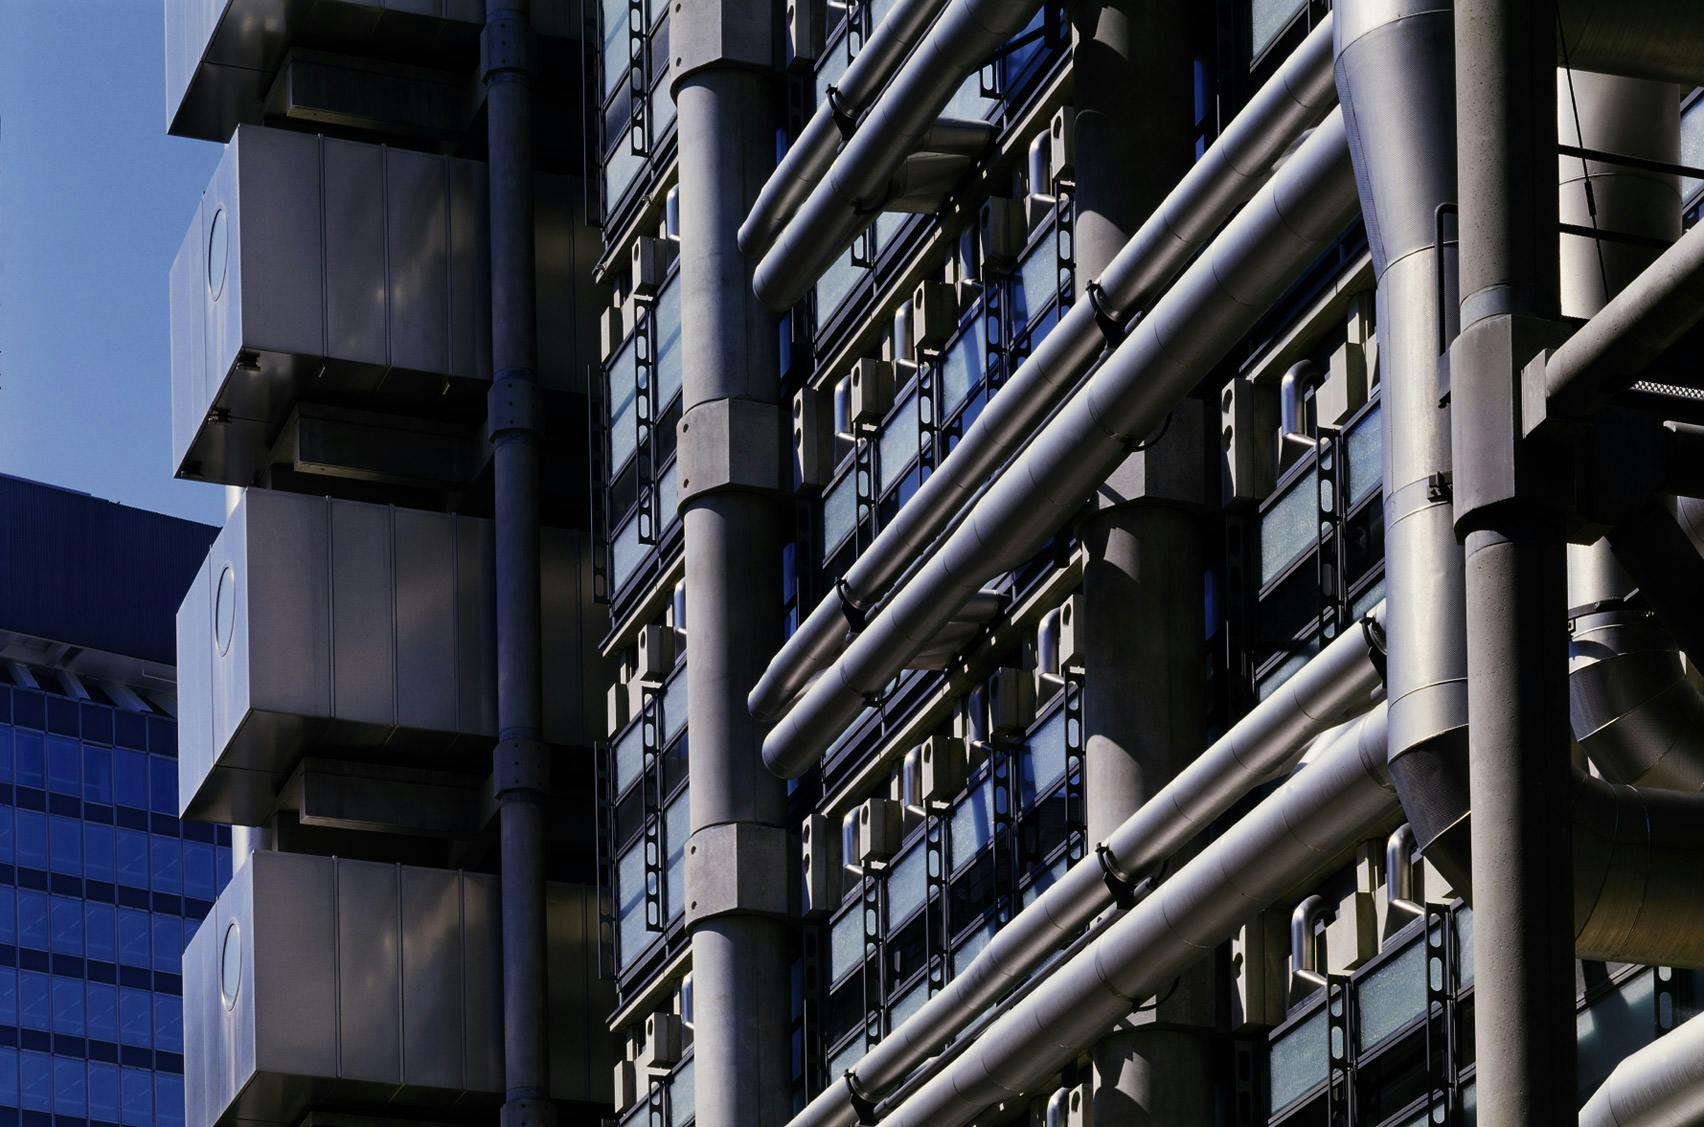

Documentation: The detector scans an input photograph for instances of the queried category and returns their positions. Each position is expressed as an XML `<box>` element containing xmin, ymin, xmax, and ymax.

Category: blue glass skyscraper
<box><xmin>0</xmin><ymin>475</ymin><xmax>221</xmax><ymax>1125</ymax></box>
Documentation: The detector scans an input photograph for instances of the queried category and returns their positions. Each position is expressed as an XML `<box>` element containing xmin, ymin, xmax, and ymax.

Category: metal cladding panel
<box><xmin>541</xmin><ymin>527</ymin><xmax>602</xmax><ymax>749</ymax></box>
<box><xmin>251</xmin><ymin>852</ymin><xmax>340</xmax><ymax>1080</ymax></box>
<box><xmin>395</xmin><ymin>507</ymin><xmax>460</xmax><ymax>735</ymax></box>
<box><xmin>335</xmin><ymin>861</ymin><xmax>403</xmax><ymax>1084</ymax></box>
<box><xmin>460</xmin><ymin>871</ymin><xmax>505</xmax><ymax>1093</ymax></box>
<box><xmin>323</xmin><ymin>138</ymin><xmax>389</xmax><ymax>372</ymax></box>
<box><xmin>399</xmin><ymin>866</ymin><xmax>465</xmax><ymax>1088</ymax></box>
<box><xmin>328</xmin><ymin>499</ymin><xmax>395</xmax><ymax>728</ymax></box>
<box><xmin>175</xmin><ymin>555</ymin><xmax>217</xmax><ymax>828</ymax></box>
<box><xmin>231</xmin><ymin>126</ymin><xmax>323</xmax><ymax>378</ymax></box>
<box><xmin>239</xmin><ymin>490</ymin><xmax>334</xmax><ymax>739</ymax></box>
<box><xmin>546</xmin><ymin>883</ymin><xmax>618</xmax><ymax>1103</ymax></box>
<box><xmin>448</xmin><ymin>156</ymin><xmax>492</xmax><ymax>382</ymax></box>
<box><xmin>454</xmin><ymin>514</ymin><xmax>498</xmax><ymax>737</ymax></box>
<box><xmin>169</xmin><ymin>217</ymin><xmax>209</xmax><ymax>475</ymax></box>
<box><xmin>386</xmin><ymin>141</ymin><xmax>451</xmax><ymax>377</ymax></box>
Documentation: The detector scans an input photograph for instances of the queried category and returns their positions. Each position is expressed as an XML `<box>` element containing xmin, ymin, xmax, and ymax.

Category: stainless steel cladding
<box><xmin>182</xmin><ymin>851</ymin><xmax>612</xmax><ymax>1127</ymax></box>
<box><xmin>175</xmin><ymin>490</ymin><xmax>597</xmax><ymax>824</ymax></box>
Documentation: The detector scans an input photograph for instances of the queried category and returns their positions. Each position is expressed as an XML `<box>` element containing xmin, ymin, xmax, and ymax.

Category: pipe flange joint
<box><xmin>495</xmin><ymin>738</ymin><xmax>549</xmax><ymax>797</ymax></box>
<box><xmin>844</xmin><ymin>1070</ymin><xmax>880</xmax><ymax>1125</ymax></box>
<box><xmin>481</xmin><ymin>13</ymin><xmax>534</xmax><ymax>82</ymax></box>
<box><xmin>489</xmin><ymin>375</ymin><xmax>543</xmax><ymax>440</ymax></box>
<box><xmin>499</xmin><ymin>1097</ymin><xmax>556</xmax><ymax>1127</ymax></box>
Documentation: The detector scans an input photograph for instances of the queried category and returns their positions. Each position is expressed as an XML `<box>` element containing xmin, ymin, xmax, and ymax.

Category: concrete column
<box><xmin>1451</xmin><ymin>2</ymin><xmax>1576</xmax><ymax>1122</ymax></box>
<box><xmin>670</xmin><ymin>6</ymin><xmax>792</xmax><ymax>1124</ymax></box>
<box><xmin>1072</xmin><ymin>3</ymin><xmax>1211</xmax><ymax>1119</ymax></box>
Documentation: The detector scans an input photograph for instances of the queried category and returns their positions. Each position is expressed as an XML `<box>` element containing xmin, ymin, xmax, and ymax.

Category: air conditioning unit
<box><xmin>631</xmin><ymin>236</ymin><xmax>667</xmax><ymax>297</ymax></box>
<box><xmin>848</xmin><ymin>359</ymin><xmax>895</xmax><ymax>428</ymax></box>
<box><xmin>801</xmin><ymin>812</ymin><xmax>842</xmax><ymax>915</ymax></box>
<box><xmin>912</xmin><ymin>280</ymin><xmax>962</xmax><ymax>352</ymax></box>
<box><xmin>794</xmin><ymin>386</ymin><xmax>835</xmax><ymax>490</ymax></box>
<box><xmin>785</xmin><ymin>0</ymin><xmax>827</xmax><ymax>69</ymax></box>
<box><xmin>988</xmin><ymin>666</ymin><xmax>1036</xmax><ymax>736</ymax></box>
<box><xmin>637</xmin><ymin>1011</ymin><xmax>683</xmax><ymax>1073</ymax></box>
<box><xmin>856</xmin><ymin>798</ymin><xmax>903</xmax><ymax>866</ymax></box>
<box><xmin>919</xmin><ymin>735</ymin><xmax>968</xmax><ymax>805</ymax></box>
<box><xmin>980</xmin><ymin>196</ymin><xmax>1028</xmax><ymax>274</ymax></box>
<box><xmin>635</xmin><ymin>623</ymin><xmax>676</xmax><ymax>684</ymax></box>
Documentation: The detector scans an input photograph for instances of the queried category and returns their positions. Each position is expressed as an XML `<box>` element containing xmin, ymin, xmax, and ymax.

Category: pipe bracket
<box><xmin>1085</xmin><ymin>279</ymin><xmax>1129</xmax><ymax>348</ymax></box>
<box><xmin>488</xmin><ymin>376</ymin><xmax>543</xmax><ymax>441</ymax></box>
<box><xmin>1359</xmin><ymin>613</ymin><xmax>1388</xmax><ymax>684</ymax></box>
<box><xmin>836</xmin><ymin>578</ymin><xmax>870</xmax><ymax>632</ymax></box>
<box><xmin>494</xmin><ymin>738</ymin><xmax>549</xmax><ymax>797</ymax></box>
<box><xmin>1095</xmin><ymin>843</ymin><xmax>1141</xmax><ymax>910</ymax></box>
<box><xmin>844</xmin><ymin>1070</ymin><xmax>880</xmax><ymax>1125</ymax></box>
<box><xmin>480</xmin><ymin>13</ymin><xmax>534</xmax><ymax>82</ymax></box>
<box><xmin>825</xmin><ymin>84</ymin><xmax>858</xmax><ymax>140</ymax></box>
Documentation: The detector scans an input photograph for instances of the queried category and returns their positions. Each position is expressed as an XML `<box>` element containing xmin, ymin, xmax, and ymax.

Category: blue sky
<box><xmin>0</xmin><ymin>0</ymin><xmax>224</xmax><ymax>524</ymax></box>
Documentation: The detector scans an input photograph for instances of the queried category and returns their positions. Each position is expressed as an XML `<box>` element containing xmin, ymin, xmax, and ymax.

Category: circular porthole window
<box><xmin>219</xmin><ymin>921</ymin><xmax>242</xmax><ymax>1010</ymax></box>
<box><xmin>207</xmin><ymin>207</ymin><xmax>229</xmax><ymax>301</ymax></box>
<box><xmin>214</xmin><ymin>564</ymin><xmax>237</xmax><ymax>655</ymax></box>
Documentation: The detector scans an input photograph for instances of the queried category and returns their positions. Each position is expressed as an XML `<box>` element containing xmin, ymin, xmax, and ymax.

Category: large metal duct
<box><xmin>746</xmin><ymin>15</ymin><xmax>1340</xmax><ymax>726</ymax></box>
<box><xmin>786</xmin><ymin>606</ymin><xmax>1387</xmax><ymax>1127</ymax></box>
<box><xmin>1579</xmin><ymin>1010</ymin><xmax>1704</xmax><ymax>1127</ymax></box>
<box><xmin>752</xmin><ymin>0</ymin><xmax>1043</xmax><ymax>309</ymax></box>
<box><xmin>1335</xmin><ymin>0</ymin><xmax>1472</xmax><ymax>885</ymax></box>
<box><xmin>737</xmin><ymin>0</ymin><xmax>947</xmax><ymax>257</ymax></box>
<box><xmin>874</xmin><ymin>707</ymin><xmax>1400</xmax><ymax>1127</ymax></box>
<box><xmin>1556</xmin><ymin>0</ymin><xmax>1704</xmax><ymax>87</ymax></box>
<box><xmin>762</xmin><ymin>108</ymin><xmax>1361</xmax><ymax>777</ymax></box>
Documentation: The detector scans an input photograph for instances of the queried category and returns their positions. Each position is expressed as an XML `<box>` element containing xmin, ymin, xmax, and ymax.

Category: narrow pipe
<box><xmin>484</xmin><ymin>0</ymin><xmax>550</xmax><ymax>1119</ymax></box>
<box><xmin>746</xmin><ymin>16</ymin><xmax>1339</xmax><ymax>725</ymax></box>
<box><xmin>737</xmin><ymin>0</ymin><xmax>948</xmax><ymax>258</ymax></box>
<box><xmin>785</xmin><ymin>606</ymin><xmax>1386</xmax><ymax>1127</ymax></box>
<box><xmin>762</xmin><ymin>109</ymin><xmax>1360</xmax><ymax>778</ymax></box>
<box><xmin>1579</xmin><ymin>1009</ymin><xmax>1704</xmax><ymax>1127</ymax></box>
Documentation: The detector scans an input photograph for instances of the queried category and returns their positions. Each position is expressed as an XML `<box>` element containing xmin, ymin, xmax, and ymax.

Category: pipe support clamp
<box><xmin>494</xmin><ymin>738</ymin><xmax>549</xmax><ymax>797</ymax></box>
<box><xmin>488</xmin><ymin>376</ymin><xmax>543</xmax><ymax>440</ymax></box>
<box><xmin>683</xmin><ymin>822</ymin><xmax>794</xmax><ymax>924</ymax></box>
<box><xmin>676</xmin><ymin>398</ymin><xmax>784</xmax><ymax>502</ymax></box>
<box><xmin>481</xmin><ymin>13</ymin><xmax>534</xmax><ymax>81</ymax></box>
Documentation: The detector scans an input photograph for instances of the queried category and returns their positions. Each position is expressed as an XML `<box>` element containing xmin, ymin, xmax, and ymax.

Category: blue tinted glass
<box><xmin>0</xmin><ymin>1047</ymin><xmax>13</xmax><ymax>1110</ymax></box>
<box><xmin>0</xmin><ymin>887</ymin><xmax>13</xmax><ymax>945</ymax></box>
<box><xmin>0</xmin><ymin>806</ymin><xmax>11</xmax><ymax>863</ymax></box>
<box><xmin>85</xmin><ymin>822</ymin><xmax>115</xmax><ymax>882</ymax></box>
<box><xmin>86</xmin><ymin>901</ymin><xmax>116</xmax><ymax>963</ymax></box>
<box><xmin>49</xmin><ymin>814</ymin><xmax>81</xmax><ymax>875</ymax></box>
<box><xmin>184</xmin><ymin>840</ymin><xmax>215</xmax><ymax>901</ymax></box>
<box><xmin>151</xmin><ymin>834</ymin><xmax>181</xmax><ymax>893</ymax></box>
<box><xmin>15</xmin><ymin>729</ymin><xmax>45</xmax><ymax>789</ymax></box>
<box><xmin>54</xmin><ymin>1055</ymin><xmax>87</xmax><ymax>1116</ymax></box>
<box><xmin>121</xmin><ymin>1064</ymin><xmax>152</xmax><ymax>1126</ymax></box>
<box><xmin>89</xmin><ymin>1060</ymin><xmax>119</xmax><ymax>1122</ymax></box>
<box><xmin>52</xmin><ymin>975</ymin><xmax>83</xmax><ymax>1035</ymax></box>
<box><xmin>50</xmin><ymin>895</ymin><xmax>81</xmax><ymax>955</ymax></box>
<box><xmin>154</xmin><ymin>993</ymin><xmax>183</xmax><ymax>1053</ymax></box>
<box><xmin>0</xmin><ymin>723</ymin><xmax>10</xmax><ymax>782</ymax></box>
<box><xmin>84</xmin><ymin>742</ymin><xmax>114</xmax><ymax>804</ymax></box>
<box><xmin>113</xmin><ymin>748</ymin><xmax>147</xmax><ymax>809</ymax></box>
<box><xmin>17</xmin><ymin>889</ymin><xmax>48</xmax><ymax>950</ymax></box>
<box><xmin>116</xmin><ymin>827</ymin><xmax>148</xmax><ymax>888</ymax></box>
<box><xmin>149</xmin><ymin>754</ymin><xmax>176</xmax><ymax>815</ymax></box>
<box><xmin>16</xmin><ymin>808</ymin><xmax>46</xmax><ymax>869</ymax></box>
<box><xmin>153</xmin><ymin>913</ymin><xmax>182</xmax><ymax>973</ymax></box>
<box><xmin>18</xmin><ymin>970</ymin><xmax>48</xmax><ymax>1030</ymax></box>
<box><xmin>117</xmin><ymin>907</ymin><xmax>150</xmax><ymax>968</ymax></box>
<box><xmin>0</xmin><ymin>968</ymin><xmax>15</xmax><ymax>1025</ymax></box>
<box><xmin>156</xmin><ymin>1070</ymin><xmax>185</xmax><ymax>1127</ymax></box>
<box><xmin>119</xmin><ymin>986</ymin><xmax>151</xmax><ymax>1047</ymax></box>
<box><xmin>21</xmin><ymin>1049</ymin><xmax>50</xmax><ymax>1112</ymax></box>
<box><xmin>87</xmin><ymin>981</ymin><xmax>117</xmax><ymax>1042</ymax></box>
<box><xmin>46</xmin><ymin>734</ymin><xmax>80</xmax><ymax>795</ymax></box>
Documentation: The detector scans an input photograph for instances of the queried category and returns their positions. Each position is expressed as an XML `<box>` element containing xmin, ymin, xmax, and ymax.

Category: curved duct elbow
<box><xmin>1573</xmin><ymin>771</ymin><xmax>1704</xmax><ymax>967</ymax></box>
<box><xmin>1569</xmin><ymin>604</ymin><xmax>1704</xmax><ymax>791</ymax></box>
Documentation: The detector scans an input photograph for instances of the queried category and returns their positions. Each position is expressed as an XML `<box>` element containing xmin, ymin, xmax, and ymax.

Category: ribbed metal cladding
<box><xmin>746</xmin><ymin>14</ymin><xmax>1340</xmax><ymax>726</ymax></box>
<box><xmin>761</xmin><ymin>107</ymin><xmax>1361</xmax><ymax>778</ymax></box>
<box><xmin>784</xmin><ymin>606</ymin><xmax>1387</xmax><ymax>1127</ymax></box>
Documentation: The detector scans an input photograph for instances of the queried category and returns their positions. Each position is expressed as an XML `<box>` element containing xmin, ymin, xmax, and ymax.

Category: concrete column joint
<box><xmin>498</xmin><ymin>1096</ymin><xmax>556</xmax><ymax>1127</ymax></box>
<box><xmin>684</xmin><ymin>821</ymin><xmax>795</xmax><ymax>924</ymax></box>
<box><xmin>489</xmin><ymin>376</ymin><xmax>544</xmax><ymax>442</ymax></box>
<box><xmin>494</xmin><ymin>737</ymin><xmax>549</xmax><ymax>798</ymax></box>
<box><xmin>482</xmin><ymin>12</ymin><xmax>535</xmax><ymax>82</ymax></box>
<box><xmin>669</xmin><ymin>0</ymin><xmax>773</xmax><ymax>88</ymax></box>
<box><xmin>677</xmin><ymin>397</ymin><xmax>785</xmax><ymax>502</ymax></box>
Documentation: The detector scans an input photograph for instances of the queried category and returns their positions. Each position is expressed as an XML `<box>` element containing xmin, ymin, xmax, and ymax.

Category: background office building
<box><xmin>161</xmin><ymin>0</ymin><xmax>1704</xmax><ymax>1126</ymax></box>
<box><xmin>0</xmin><ymin>474</ymin><xmax>223</xmax><ymax>1125</ymax></box>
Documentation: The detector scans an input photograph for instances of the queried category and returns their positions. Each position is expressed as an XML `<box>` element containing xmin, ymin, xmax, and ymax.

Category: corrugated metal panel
<box><xmin>0</xmin><ymin>474</ymin><xmax>216</xmax><ymax>665</ymax></box>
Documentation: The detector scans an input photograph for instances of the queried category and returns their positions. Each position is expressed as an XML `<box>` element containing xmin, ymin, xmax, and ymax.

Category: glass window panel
<box><xmin>812</xmin><ymin>37</ymin><xmax>852</xmax><ymax>116</ymax></box>
<box><xmin>153</xmin><ymin>912</ymin><xmax>183</xmax><ymax>972</ymax></box>
<box><xmin>155</xmin><ymin>993</ymin><xmax>184</xmax><ymax>1053</ymax></box>
<box><xmin>658</xmin><ymin>458</ymin><xmax>680</xmax><ymax>533</ymax></box>
<box><xmin>15</xmin><ymin>729</ymin><xmax>44</xmax><ymax>789</ymax></box>
<box><xmin>52</xmin><ymin>975</ymin><xmax>83</xmax><ymax>1035</ymax></box>
<box><xmin>616</xmin><ymin>837</ymin><xmax>649</xmax><ymax>970</ymax></box>
<box><xmin>651</xmin><ymin>78</ymin><xmax>678</xmax><ymax>140</ymax></box>
<box><xmin>0</xmin><ymin>806</ymin><xmax>11</xmax><ymax>863</ymax></box>
<box><xmin>611</xmin><ymin>510</ymin><xmax>645</xmax><ymax>592</ymax></box>
<box><xmin>605</xmin><ymin>143</ymin><xmax>646</xmax><ymax>214</ymax></box>
<box><xmin>0</xmin><ymin>886</ymin><xmax>14</xmax><ymax>945</ymax></box>
<box><xmin>828</xmin><ymin>1036</ymin><xmax>864</xmax><ymax>1087</ymax></box>
<box><xmin>0</xmin><ymin>724</ymin><xmax>10</xmax><ymax>783</ymax></box>
<box><xmin>1577</xmin><ymin>967</ymin><xmax>1657</xmax><ymax>1102</ymax></box>
<box><xmin>0</xmin><ymin>968</ymin><xmax>13</xmax><ymax>1026</ymax></box>
<box><xmin>877</xmin><ymin>387</ymin><xmax>921</xmax><ymax>497</ymax></box>
<box><xmin>150</xmin><ymin>753</ymin><xmax>177</xmax><ymax>814</ymax></box>
<box><xmin>121</xmin><ymin>1064</ymin><xmax>153</xmax><ymax>1126</ymax></box>
<box><xmin>49</xmin><ymin>814</ymin><xmax>81</xmax><ymax>875</ymax></box>
<box><xmin>1683</xmin><ymin>96</ymin><xmax>1704</xmax><ymax>200</ymax></box>
<box><xmin>119</xmin><ymin>986</ymin><xmax>152</xmax><ymax>1047</ymax></box>
<box><xmin>829</xmin><ymin>905</ymin><xmax>863</xmax><ymax>984</ymax></box>
<box><xmin>666</xmin><ymin>1056</ymin><xmax>694</xmax><ymax>1127</ymax></box>
<box><xmin>21</xmin><ymin>1050</ymin><xmax>50</xmax><ymax>1113</ymax></box>
<box><xmin>664</xmin><ymin>666</ymin><xmax>689</xmax><ymax>743</ymax></box>
<box><xmin>1022</xmin><ymin>854</ymin><xmax>1067</xmax><ymax>906</ymax></box>
<box><xmin>952</xmin><ymin>916</ymin><xmax>997</xmax><ymax>976</ymax></box>
<box><xmin>18</xmin><ymin>889</ymin><xmax>47</xmax><ymax>950</ymax></box>
<box><xmin>1268</xmin><ymin>1006</ymin><xmax>1328</xmax><ymax>1110</ymax></box>
<box><xmin>815</xmin><ymin>244</ymin><xmax>865</xmax><ymax>323</ymax></box>
<box><xmin>1455</xmin><ymin>905</ymin><xmax>1473</xmax><ymax>988</ymax></box>
<box><xmin>655</xmin><ymin>278</ymin><xmax>684</xmax><ymax>410</ymax></box>
<box><xmin>886</xmin><ymin>842</ymin><xmax>927</xmax><ymax>926</ymax></box>
<box><xmin>940</xmin><ymin>322</ymin><xmax>984</xmax><ymax>415</ymax></box>
<box><xmin>87</xmin><ymin>982</ymin><xmax>117</xmax><ymax>1042</ymax></box>
<box><xmin>1260</xmin><ymin>466</ymin><xmax>1318</xmax><ymax>586</ymax></box>
<box><xmin>949</xmin><ymin>777</ymin><xmax>994</xmax><ymax>873</ymax></box>
<box><xmin>89</xmin><ymin>1061</ymin><xmax>120</xmax><ymax>1123</ymax></box>
<box><xmin>0</xmin><ymin>1048</ymin><xmax>14</xmax><ymax>1111</ymax></box>
<box><xmin>46</xmin><ymin>734</ymin><xmax>80</xmax><ymax>795</ymax></box>
<box><xmin>19</xmin><ymin>971</ymin><xmax>48</xmax><ymax>1030</ymax></box>
<box><xmin>600</xmin><ymin>0</ymin><xmax>629</xmax><ymax>96</ymax></box>
<box><xmin>1343</xmin><ymin>398</ymin><xmax>1383</xmax><ymax>503</ymax></box>
<box><xmin>185</xmin><ymin>839</ymin><xmax>216</xmax><ymax>900</ymax></box>
<box><xmin>55</xmin><ymin>1057</ymin><xmax>87</xmax><ymax>1118</ymax></box>
<box><xmin>1015</xmin><ymin>239</ymin><xmax>1063</xmax><ymax>331</ymax></box>
<box><xmin>16</xmin><ymin>808</ymin><xmax>45</xmax><ymax>869</ymax></box>
<box><xmin>889</xmin><ymin>978</ymin><xmax>928</xmax><ymax>1030</ymax></box>
<box><xmin>118</xmin><ymin>907</ymin><xmax>151</xmax><ymax>968</ymax></box>
<box><xmin>1355</xmin><ymin>938</ymin><xmax>1426</xmax><ymax>1051</ymax></box>
<box><xmin>664</xmin><ymin>789</ymin><xmax>689</xmax><ymax>920</ymax></box>
<box><xmin>942</xmin><ymin>68</ymin><xmax>995</xmax><ymax>122</ymax></box>
<box><xmin>607</xmin><ymin>336</ymin><xmax>639</xmax><ymax>470</ymax></box>
<box><xmin>152</xmin><ymin>833</ymin><xmax>182</xmax><ymax>893</ymax></box>
<box><xmin>117</xmin><ymin>827</ymin><xmax>148</xmax><ymax>888</ymax></box>
<box><xmin>821</xmin><ymin>470</ymin><xmax>857</xmax><ymax>556</ymax></box>
<box><xmin>87</xmin><ymin>902</ymin><xmax>116</xmax><ymax>963</ymax></box>
<box><xmin>1250</xmin><ymin>0</ymin><xmax>1306</xmax><ymax>56</ymax></box>
<box><xmin>1020</xmin><ymin>708</ymin><xmax>1066</xmax><ymax>808</ymax></box>
<box><xmin>613</xmin><ymin>720</ymin><xmax>645</xmax><ymax>796</ymax></box>
<box><xmin>114</xmin><ymin>748</ymin><xmax>147</xmax><ymax>809</ymax></box>
<box><xmin>85</xmin><ymin>821</ymin><xmax>114</xmax><ymax>883</ymax></box>
<box><xmin>50</xmin><ymin>895</ymin><xmax>81</xmax><ymax>956</ymax></box>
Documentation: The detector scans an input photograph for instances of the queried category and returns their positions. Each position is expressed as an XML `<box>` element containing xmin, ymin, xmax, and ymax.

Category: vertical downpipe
<box><xmin>1452</xmin><ymin>1</ymin><xmax>1576</xmax><ymax>1122</ymax></box>
<box><xmin>672</xmin><ymin>2</ymin><xmax>793</xmax><ymax>1123</ymax></box>
<box><xmin>1073</xmin><ymin>2</ymin><xmax>1212</xmax><ymax>1121</ymax></box>
<box><xmin>484</xmin><ymin>2</ymin><xmax>552</xmax><ymax>1123</ymax></box>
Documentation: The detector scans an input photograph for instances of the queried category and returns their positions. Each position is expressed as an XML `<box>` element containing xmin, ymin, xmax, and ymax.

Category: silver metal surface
<box><xmin>175</xmin><ymin>489</ymin><xmax>594</xmax><ymax>824</ymax></box>
<box><xmin>1579</xmin><ymin>1010</ymin><xmax>1704</xmax><ymax>1127</ymax></box>
<box><xmin>183</xmin><ymin>851</ymin><xmax>611</xmax><ymax>1127</ymax></box>
<box><xmin>748</xmin><ymin>15</ymin><xmax>1340</xmax><ymax>728</ymax></box>
<box><xmin>761</xmin><ymin>108</ymin><xmax>1360</xmax><ymax>777</ymax></box>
